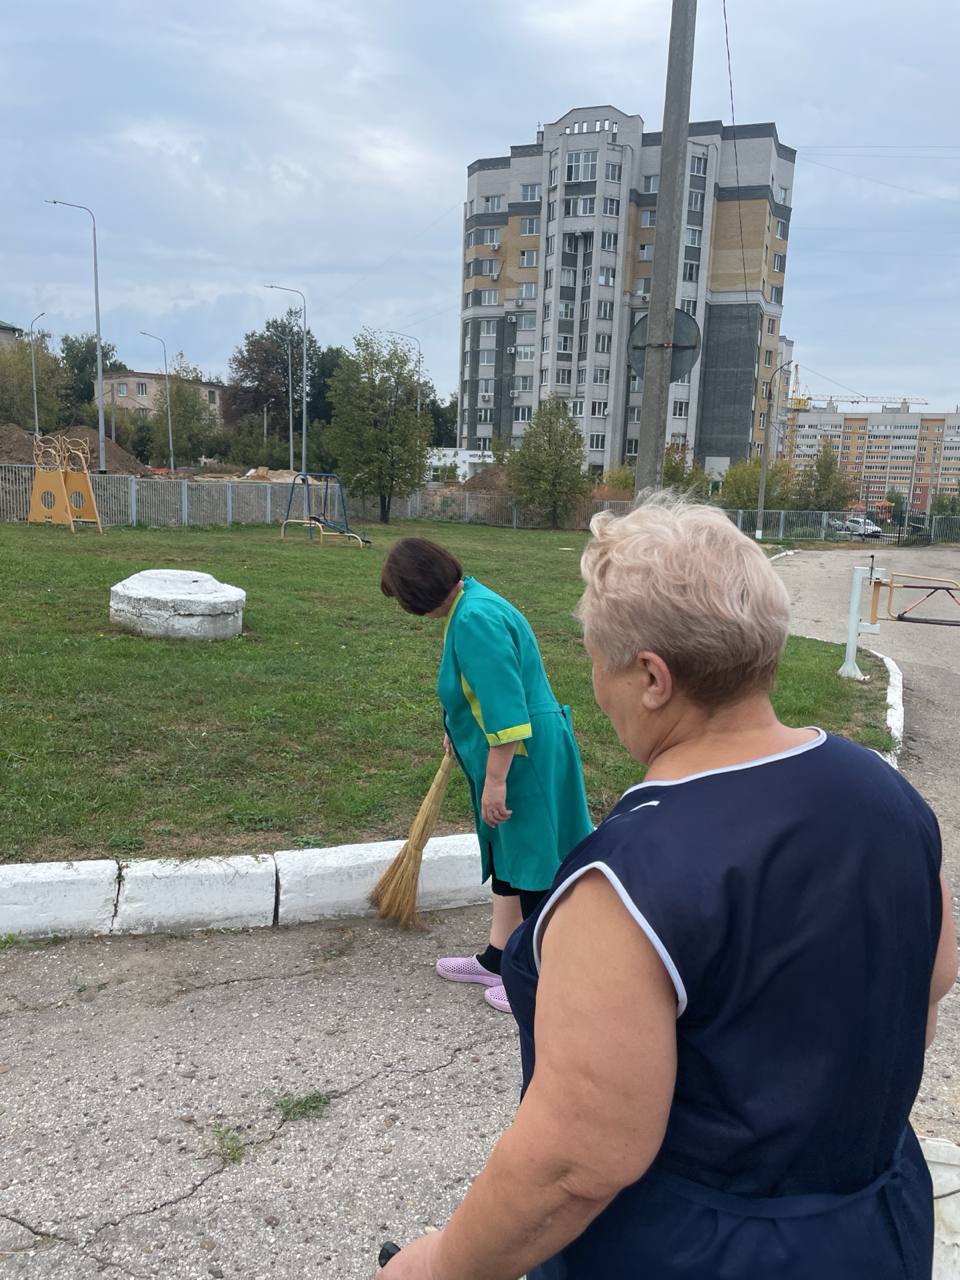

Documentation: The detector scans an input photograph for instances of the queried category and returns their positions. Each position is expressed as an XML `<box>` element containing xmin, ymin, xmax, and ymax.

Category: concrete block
<box><xmin>0</xmin><ymin>860</ymin><xmax>118</xmax><ymax>938</ymax></box>
<box><xmin>110</xmin><ymin>569</ymin><xmax>245</xmax><ymax>641</ymax></box>
<box><xmin>276</xmin><ymin>833</ymin><xmax>486</xmax><ymax>924</ymax></box>
<box><xmin>113</xmin><ymin>855</ymin><xmax>276</xmax><ymax>933</ymax></box>
<box><xmin>922</xmin><ymin>1138</ymin><xmax>960</xmax><ymax>1277</ymax></box>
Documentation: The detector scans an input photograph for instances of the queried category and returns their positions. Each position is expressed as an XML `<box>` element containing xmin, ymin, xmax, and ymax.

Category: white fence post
<box><xmin>736</xmin><ymin>510</ymin><xmax>743</xmax><ymax>530</ymax></box>
<box><xmin>226</xmin><ymin>481</ymin><xmax>233</xmax><ymax>526</ymax></box>
<box><xmin>820</xmin><ymin>511</ymin><xmax>828</xmax><ymax>539</ymax></box>
<box><xmin>129</xmin><ymin>475</ymin><xmax>137</xmax><ymax>527</ymax></box>
<box><xmin>265</xmin><ymin>484</ymin><xmax>271</xmax><ymax>524</ymax></box>
<box><xmin>180</xmin><ymin>480</ymin><xmax>188</xmax><ymax>526</ymax></box>
<box><xmin>778</xmin><ymin>511</ymin><xmax>786</xmax><ymax>539</ymax></box>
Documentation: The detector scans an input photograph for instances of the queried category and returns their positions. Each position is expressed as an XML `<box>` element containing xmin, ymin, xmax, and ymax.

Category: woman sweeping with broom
<box><xmin>380</xmin><ymin>537</ymin><xmax>592</xmax><ymax>1014</ymax></box>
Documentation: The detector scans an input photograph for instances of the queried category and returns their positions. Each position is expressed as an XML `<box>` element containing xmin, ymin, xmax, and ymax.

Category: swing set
<box><xmin>280</xmin><ymin>472</ymin><xmax>369</xmax><ymax>547</ymax></box>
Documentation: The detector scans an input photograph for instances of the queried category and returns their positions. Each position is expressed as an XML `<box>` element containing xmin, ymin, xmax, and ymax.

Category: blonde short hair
<box><xmin>578</xmin><ymin>492</ymin><xmax>791</xmax><ymax>707</ymax></box>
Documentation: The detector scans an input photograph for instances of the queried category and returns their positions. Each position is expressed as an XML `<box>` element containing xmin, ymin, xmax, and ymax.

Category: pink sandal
<box><xmin>436</xmin><ymin>954</ymin><xmax>501</xmax><ymax>987</ymax></box>
<box><xmin>483</xmin><ymin>984</ymin><xmax>511</xmax><ymax>1013</ymax></box>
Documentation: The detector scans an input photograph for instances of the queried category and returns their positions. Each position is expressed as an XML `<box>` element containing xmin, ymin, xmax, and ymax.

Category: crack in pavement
<box><xmin>0</xmin><ymin>1211</ymin><xmax>151</xmax><ymax>1278</ymax></box>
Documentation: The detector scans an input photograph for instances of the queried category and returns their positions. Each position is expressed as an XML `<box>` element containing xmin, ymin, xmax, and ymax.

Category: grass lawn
<box><xmin>0</xmin><ymin>521</ymin><xmax>891</xmax><ymax>863</ymax></box>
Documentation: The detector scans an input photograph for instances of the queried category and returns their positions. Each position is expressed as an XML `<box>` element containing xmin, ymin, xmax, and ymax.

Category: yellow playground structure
<box><xmin>28</xmin><ymin>435</ymin><xmax>103</xmax><ymax>533</ymax></box>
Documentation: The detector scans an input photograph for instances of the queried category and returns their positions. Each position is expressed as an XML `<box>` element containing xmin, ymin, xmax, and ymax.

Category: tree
<box><xmin>792</xmin><ymin>444</ymin><xmax>853</xmax><ymax>512</ymax></box>
<box><xmin>427</xmin><ymin>392</ymin><xmax>458</xmax><ymax>448</ymax></box>
<box><xmin>59</xmin><ymin>333</ymin><xmax>124</xmax><ymax>422</ymax></box>
<box><xmin>885</xmin><ymin>488</ymin><xmax>906</xmax><ymax>520</ymax></box>
<box><xmin>662</xmin><ymin>444</ymin><xmax>711</xmax><ymax>499</ymax></box>
<box><xmin>507</xmin><ymin>396</ymin><xmax>591</xmax><ymax>529</ymax></box>
<box><xmin>150</xmin><ymin>354</ymin><xmax>222</xmax><ymax>468</ymax></box>
<box><xmin>931</xmin><ymin>493</ymin><xmax>960</xmax><ymax>517</ymax></box>
<box><xmin>0</xmin><ymin>333</ymin><xmax>66</xmax><ymax>431</ymax></box>
<box><xmin>223</xmin><ymin>308</ymin><xmax>344</xmax><ymax>438</ymax></box>
<box><xmin>718</xmin><ymin>457</ymin><xmax>792</xmax><ymax>510</ymax></box>
<box><xmin>327</xmin><ymin>329</ymin><xmax>431</xmax><ymax>523</ymax></box>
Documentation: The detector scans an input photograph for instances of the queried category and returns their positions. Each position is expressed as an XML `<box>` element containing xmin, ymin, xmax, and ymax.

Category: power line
<box><xmin>798</xmin><ymin>364</ymin><xmax>868</xmax><ymax>399</ymax></box>
<box><xmin>796</xmin><ymin>155</ymin><xmax>960</xmax><ymax>205</ymax></box>
<box><xmin>721</xmin><ymin>0</ymin><xmax>750</xmax><ymax>306</ymax></box>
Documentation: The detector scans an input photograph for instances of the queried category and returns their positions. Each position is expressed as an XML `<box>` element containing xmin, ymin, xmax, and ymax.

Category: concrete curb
<box><xmin>869</xmin><ymin>649</ymin><xmax>905</xmax><ymax>767</ymax></box>
<box><xmin>0</xmin><ymin>834</ymin><xmax>487</xmax><ymax>941</ymax></box>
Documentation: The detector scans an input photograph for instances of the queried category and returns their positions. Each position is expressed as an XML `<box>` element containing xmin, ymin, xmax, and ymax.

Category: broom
<box><xmin>370</xmin><ymin>751</ymin><xmax>455</xmax><ymax>928</ymax></box>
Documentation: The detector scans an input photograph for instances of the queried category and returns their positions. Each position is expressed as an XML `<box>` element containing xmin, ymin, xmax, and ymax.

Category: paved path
<box><xmin>777</xmin><ymin>546</ymin><xmax>960</xmax><ymax>1142</ymax></box>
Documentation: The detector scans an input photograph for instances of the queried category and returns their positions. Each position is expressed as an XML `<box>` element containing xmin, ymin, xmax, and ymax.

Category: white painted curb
<box><xmin>0</xmin><ymin>860</ymin><xmax>118</xmax><ymax>937</ymax></box>
<box><xmin>869</xmin><ymin>649</ymin><xmax>905</xmax><ymax>765</ymax></box>
<box><xmin>113</xmin><ymin>854</ymin><xmax>276</xmax><ymax>934</ymax></box>
<box><xmin>921</xmin><ymin>1138</ymin><xmax>960</xmax><ymax>1276</ymax></box>
<box><xmin>277</xmin><ymin>833</ymin><xmax>485</xmax><ymax>924</ymax></box>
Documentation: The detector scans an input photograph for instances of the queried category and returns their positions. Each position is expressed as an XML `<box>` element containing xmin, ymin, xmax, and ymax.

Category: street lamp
<box><xmin>265</xmin><ymin>286</ymin><xmax>308</xmax><ymax>473</ymax></box>
<box><xmin>140</xmin><ymin>331</ymin><xmax>175</xmax><ymax>472</ymax></box>
<box><xmin>384</xmin><ymin>330</ymin><xmax>422</xmax><ymax>418</ymax></box>
<box><xmin>282</xmin><ymin>337</ymin><xmax>294</xmax><ymax>471</ymax></box>
<box><xmin>29</xmin><ymin>312</ymin><xmax>45</xmax><ymax>437</ymax></box>
<box><xmin>755</xmin><ymin>360</ymin><xmax>792</xmax><ymax>541</ymax></box>
<box><xmin>46</xmin><ymin>200</ymin><xmax>106</xmax><ymax>471</ymax></box>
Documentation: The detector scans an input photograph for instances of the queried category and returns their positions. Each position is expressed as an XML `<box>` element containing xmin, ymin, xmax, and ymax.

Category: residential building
<box><xmin>0</xmin><ymin>320</ymin><xmax>23</xmax><ymax>351</ymax></box>
<box><xmin>100</xmin><ymin>370</ymin><xmax>224</xmax><ymax>422</ymax></box>
<box><xmin>460</xmin><ymin>106</ymin><xmax>795</xmax><ymax>474</ymax></box>
<box><xmin>785</xmin><ymin>402</ymin><xmax>960</xmax><ymax>512</ymax></box>
<box><xmin>428</xmin><ymin>446</ymin><xmax>495</xmax><ymax>483</ymax></box>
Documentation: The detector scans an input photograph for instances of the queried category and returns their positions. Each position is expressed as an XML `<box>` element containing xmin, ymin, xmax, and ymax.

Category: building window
<box><xmin>582</xmin><ymin>231</ymin><xmax>594</xmax><ymax>252</ymax></box>
<box><xmin>514</xmin><ymin>375</ymin><xmax>533</xmax><ymax>391</ymax></box>
<box><xmin>521</xmin><ymin>183</ymin><xmax>542</xmax><ymax>202</ymax></box>
<box><xmin>764</xmin><ymin>350</ymin><xmax>773</xmax><ymax>367</ymax></box>
<box><xmin>641</xmin><ymin>209</ymin><xmax>657</xmax><ymax>227</ymax></box>
<box><xmin>479</xmin><ymin>258</ymin><xmax>498</xmax><ymax>276</ymax></box>
<box><xmin>136</xmin><ymin>381</ymin><xmax>147</xmax><ymax>397</ymax></box>
<box><xmin>630</xmin><ymin>373</ymin><xmax>641</xmax><ymax>392</ymax></box>
<box><xmin>643</xmin><ymin>174</ymin><xmax>659</xmax><ymax>193</ymax></box>
<box><xmin>628</xmin><ymin>406</ymin><xmax>642</xmax><ymax>423</ymax></box>
<box><xmin>514</xmin><ymin>406</ymin><xmax>532</xmax><ymax>422</ymax></box>
<box><xmin>516</xmin><ymin>346</ymin><xmax>535</xmax><ymax>360</ymax></box>
<box><xmin>549</xmin><ymin>155</ymin><xmax>559</xmax><ymax>186</ymax></box>
<box><xmin>556</xmin><ymin>369</ymin><xmax>572</xmax><ymax>386</ymax></box>
<box><xmin>577</xmin><ymin>366</ymin><xmax>587</xmax><ymax>386</ymax></box>
<box><xmin>479</xmin><ymin>378</ymin><xmax>495</xmax><ymax>394</ymax></box>
<box><xmin>778</xmin><ymin>184</ymin><xmax>788</xmax><ymax>203</ymax></box>
<box><xmin>560</xmin><ymin>266</ymin><xmax>576</xmax><ymax>287</ymax></box>
<box><xmin>518</xmin><ymin>313</ymin><xmax>536</xmax><ymax>330</ymax></box>
<box><xmin>480</xmin><ymin>319</ymin><xmax>497</xmax><ymax>336</ymax></box>
<box><xmin>759</xmin><ymin>411</ymin><xmax>767</xmax><ymax>432</ymax></box>
<box><xmin>477</xmin><ymin>408</ymin><xmax>495</xmax><ymax>424</ymax></box>
<box><xmin>767</xmin><ymin>317</ymin><xmax>776</xmax><ymax>335</ymax></box>
<box><xmin>118</xmin><ymin>382</ymin><xmax>128</xmax><ymax>396</ymax></box>
<box><xmin>690</xmin><ymin>154</ymin><xmax>708</xmax><ymax>176</ymax></box>
<box><xmin>761</xmin><ymin>381</ymin><xmax>771</xmax><ymax>399</ymax></box>
<box><xmin>540</xmin><ymin>368</ymin><xmax>550</xmax><ymax>386</ymax></box>
<box><xmin>625</xmin><ymin>437</ymin><xmax>639</xmax><ymax>456</ymax></box>
<box><xmin>672</xmin><ymin>400</ymin><xmax>689</xmax><ymax>418</ymax></box>
<box><xmin>601</xmin><ymin>230</ymin><xmax>618</xmax><ymax>251</ymax></box>
<box><xmin>597</xmin><ymin>299</ymin><xmax>614</xmax><ymax>320</ymax></box>
<box><xmin>605</xmin><ymin>161</ymin><xmax>622</xmax><ymax>182</ymax></box>
<box><xmin>578</xmin><ymin>300</ymin><xmax>589</xmax><ymax>322</ymax></box>
<box><xmin>544</xmin><ymin>268</ymin><xmax>554</xmax><ymax>289</ymax></box>
<box><xmin>518</xmin><ymin>281</ymin><xmax>537</xmax><ymax>298</ymax></box>
<box><xmin>582</xmin><ymin>266</ymin><xmax>592</xmax><ymax>286</ymax></box>
<box><xmin>541</xmin><ymin>334</ymin><xmax>550</xmax><ymax>353</ymax></box>
<box><xmin>578</xmin><ymin>332</ymin><xmax>589</xmax><ymax>356</ymax></box>
<box><xmin>520</xmin><ymin>249</ymin><xmax>539</xmax><ymax>268</ymax></box>
<box><xmin>596</xmin><ymin>333</ymin><xmax>611</xmax><ymax>353</ymax></box>
<box><xmin>520</xmin><ymin>216</ymin><xmax>541</xmax><ymax>236</ymax></box>
<box><xmin>546</xmin><ymin>235</ymin><xmax>556</xmax><ymax>257</ymax></box>
<box><xmin>566</xmin><ymin>149</ymin><xmax>598</xmax><ymax>181</ymax></box>
<box><xmin>479</xmin><ymin>350</ymin><xmax>496</xmax><ymax>365</ymax></box>
<box><xmin>559</xmin><ymin>301</ymin><xmax>575</xmax><ymax>320</ymax></box>
<box><xmin>776</xmin><ymin>219</ymin><xmax>788</xmax><ymax>239</ymax></box>
<box><xmin>558</xmin><ymin>335</ymin><xmax>574</xmax><ymax>353</ymax></box>
<box><xmin>688</xmin><ymin>190</ymin><xmax>704</xmax><ymax>213</ymax></box>
<box><xmin>598</xmin><ymin>266</ymin><xmax>616</xmax><ymax>286</ymax></box>
<box><xmin>571</xmin><ymin>399</ymin><xmax>584</xmax><ymax>417</ymax></box>
<box><xmin>589</xmin><ymin>432</ymin><xmax>606</xmax><ymax>451</ymax></box>
<box><xmin>481</xmin><ymin>228</ymin><xmax>500</xmax><ymax>245</ymax></box>
<box><xmin>602</xmin><ymin>197</ymin><xmax>621</xmax><ymax>217</ymax></box>
<box><xmin>591</xmin><ymin>400</ymin><xmax>609</xmax><ymax>417</ymax></box>
<box><xmin>543</xmin><ymin>302</ymin><xmax>552</xmax><ymax>320</ymax></box>
<box><xmin>477</xmin><ymin>435</ymin><xmax>491</xmax><ymax>450</ymax></box>
<box><xmin>580</xmin><ymin>196</ymin><xmax>596</xmax><ymax>216</ymax></box>
<box><xmin>681</xmin><ymin>298</ymin><xmax>697</xmax><ymax>316</ymax></box>
<box><xmin>547</xmin><ymin>201</ymin><xmax>557</xmax><ymax>222</ymax></box>
<box><xmin>770</xmin><ymin>285</ymin><xmax>784</xmax><ymax>304</ymax></box>
<box><xmin>136</xmin><ymin>407</ymin><xmax>148</xmax><ymax>420</ymax></box>
<box><xmin>480</xmin><ymin>289</ymin><xmax>499</xmax><ymax>305</ymax></box>
<box><xmin>563</xmin><ymin>233</ymin><xmax>578</xmax><ymax>253</ymax></box>
<box><xmin>636</xmin><ymin>277</ymin><xmax>652</xmax><ymax>297</ymax></box>
<box><xmin>639</xmin><ymin>243</ymin><xmax>654</xmax><ymax>261</ymax></box>
<box><xmin>685</xmin><ymin>227</ymin><xmax>702</xmax><ymax>247</ymax></box>
<box><xmin>682</xmin><ymin>261</ymin><xmax>699</xmax><ymax>283</ymax></box>
<box><xmin>483</xmin><ymin>195</ymin><xmax>503</xmax><ymax>213</ymax></box>
<box><xmin>773</xmin><ymin>252</ymin><xmax>786</xmax><ymax>272</ymax></box>
<box><xmin>593</xmin><ymin>367</ymin><xmax>610</xmax><ymax>385</ymax></box>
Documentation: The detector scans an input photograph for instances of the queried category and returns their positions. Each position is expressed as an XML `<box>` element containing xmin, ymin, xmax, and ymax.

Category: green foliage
<box><xmin>885</xmin><ymin>488</ymin><xmax>907</xmax><ymax>518</ymax></box>
<box><xmin>507</xmin><ymin>395</ymin><xmax>591</xmax><ymax>528</ymax></box>
<box><xmin>601</xmin><ymin>463</ymin><xmax>637</xmax><ymax>493</ymax></box>
<box><xmin>149</xmin><ymin>354</ymin><xmax>222</xmax><ymax>468</ymax></box>
<box><xmin>792</xmin><ymin>444</ymin><xmax>854</xmax><ymax>512</ymax></box>
<box><xmin>718</xmin><ymin>457</ymin><xmax>793</xmax><ymax>510</ymax></box>
<box><xmin>427</xmin><ymin>392</ymin><xmax>458</xmax><ymax>448</ymax></box>
<box><xmin>661</xmin><ymin>444</ymin><xmax>711</xmax><ymax>498</ymax></box>
<box><xmin>327</xmin><ymin>329</ymin><xmax>430</xmax><ymax>522</ymax></box>
<box><xmin>275</xmin><ymin>1091</ymin><xmax>331</xmax><ymax>1122</ymax></box>
<box><xmin>0</xmin><ymin>334</ymin><xmax>66</xmax><ymax>431</ymax></box>
<box><xmin>59</xmin><ymin>333</ymin><xmax>123</xmax><ymax>420</ymax></box>
<box><xmin>931</xmin><ymin>493</ymin><xmax>960</xmax><ymax>517</ymax></box>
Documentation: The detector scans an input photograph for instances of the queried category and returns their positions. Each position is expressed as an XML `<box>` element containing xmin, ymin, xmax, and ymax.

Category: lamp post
<box><xmin>29</xmin><ymin>312</ymin><xmax>45</xmax><ymax>437</ymax></box>
<box><xmin>385</xmin><ymin>330</ymin><xmax>422</xmax><ymax>418</ymax></box>
<box><xmin>46</xmin><ymin>200</ymin><xmax>106</xmax><ymax>471</ymax></box>
<box><xmin>140</xmin><ymin>331</ymin><xmax>175</xmax><ymax>472</ymax></box>
<box><xmin>265</xmin><ymin>286</ymin><xmax>308</xmax><ymax>473</ymax></box>
<box><xmin>755</xmin><ymin>360</ymin><xmax>792</xmax><ymax>541</ymax></box>
<box><xmin>284</xmin><ymin>338</ymin><xmax>294</xmax><ymax>471</ymax></box>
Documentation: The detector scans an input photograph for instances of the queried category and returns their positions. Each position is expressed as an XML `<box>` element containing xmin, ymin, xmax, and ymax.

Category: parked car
<box><xmin>844</xmin><ymin>516</ymin><xmax>883</xmax><ymax>538</ymax></box>
<box><xmin>827</xmin><ymin>518</ymin><xmax>847</xmax><ymax>532</ymax></box>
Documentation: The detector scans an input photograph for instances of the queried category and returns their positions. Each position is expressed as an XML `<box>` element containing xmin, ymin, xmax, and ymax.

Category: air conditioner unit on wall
<box><xmin>481</xmin><ymin>393</ymin><xmax>492</xmax><ymax>401</ymax></box>
<box><xmin>507</xmin><ymin>315</ymin><xmax>517</xmax><ymax>323</ymax></box>
<box><xmin>506</xmin><ymin>346</ymin><xmax>516</xmax><ymax>354</ymax></box>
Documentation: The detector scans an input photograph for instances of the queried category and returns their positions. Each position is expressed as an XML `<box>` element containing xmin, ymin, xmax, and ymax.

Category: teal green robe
<box><xmin>438</xmin><ymin>577</ymin><xmax>593</xmax><ymax>891</ymax></box>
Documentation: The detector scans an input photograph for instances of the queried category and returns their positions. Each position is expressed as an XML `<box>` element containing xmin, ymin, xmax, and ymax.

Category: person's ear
<box><xmin>635</xmin><ymin>651</ymin><xmax>674</xmax><ymax>710</ymax></box>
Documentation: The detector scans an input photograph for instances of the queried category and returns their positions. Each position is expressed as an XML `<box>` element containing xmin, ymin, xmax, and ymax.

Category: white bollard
<box><xmin>838</xmin><ymin>564</ymin><xmax>885</xmax><ymax>680</ymax></box>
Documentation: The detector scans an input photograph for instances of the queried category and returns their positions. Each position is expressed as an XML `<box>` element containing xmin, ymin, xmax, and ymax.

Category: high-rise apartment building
<box><xmin>460</xmin><ymin>106</ymin><xmax>795</xmax><ymax>474</ymax></box>
<box><xmin>785</xmin><ymin>403</ymin><xmax>960</xmax><ymax>512</ymax></box>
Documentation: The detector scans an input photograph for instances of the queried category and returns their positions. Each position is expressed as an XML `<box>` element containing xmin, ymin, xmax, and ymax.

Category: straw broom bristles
<box><xmin>370</xmin><ymin>752</ymin><xmax>455</xmax><ymax>928</ymax></box>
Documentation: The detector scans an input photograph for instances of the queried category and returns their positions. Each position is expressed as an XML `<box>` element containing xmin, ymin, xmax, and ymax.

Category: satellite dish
<box><xmin>628</xmin><ymin>309</ymin><xmax>701</xmax><ymax>385</ymax></box>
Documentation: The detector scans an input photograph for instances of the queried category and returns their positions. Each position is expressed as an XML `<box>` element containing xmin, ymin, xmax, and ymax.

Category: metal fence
<box><xmin>2</xmin><ymin>464</ymin><xmax>959</xmax><ymax>543</ymax></box>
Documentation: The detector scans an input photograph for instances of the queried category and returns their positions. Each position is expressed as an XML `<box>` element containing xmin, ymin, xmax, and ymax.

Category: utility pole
<box><xmin>756</xmin><ymin>361</ymin><xmax>791</xmax><ymax>540</ymax></box>
<box><xmin>634</xmin><ymin>0</ymin><xmax>697</xmax><ymax>495</ymax></box>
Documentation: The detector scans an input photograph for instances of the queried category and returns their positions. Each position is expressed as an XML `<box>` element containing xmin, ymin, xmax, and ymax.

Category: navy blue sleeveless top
<box><xmin>502</xmin><ymin>732</ymin><xmax>941</xmax><ymax>1279</ymax></box>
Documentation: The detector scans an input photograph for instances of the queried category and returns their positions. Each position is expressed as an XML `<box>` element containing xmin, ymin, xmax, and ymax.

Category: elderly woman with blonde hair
<box><xmin>383</xmin><ymin>494</ymin><xmax>956</xmax><ymax>1280</ymax></box>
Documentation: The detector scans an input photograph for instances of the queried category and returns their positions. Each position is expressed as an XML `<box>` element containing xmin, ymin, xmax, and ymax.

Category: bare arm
<box><xmin>384</xmin><ymin>871</ymin><xmax>677</xmax><ymax>1280</ymax></box>
<box><xmin>927</xmin><ymin>870</ymin><xmax>958</xmax><ymax>1049</ymax></box>
<box><xmin>481</xmin><ymin>741</ymin><xmax>518</xmax><ymax>826</ymax></box>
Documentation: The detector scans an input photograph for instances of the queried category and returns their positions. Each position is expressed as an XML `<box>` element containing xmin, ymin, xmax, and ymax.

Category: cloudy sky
<box><xmin>2</xmin><ymin>0</ymin><xmax>958</xmax><ymax>407</ymax></box>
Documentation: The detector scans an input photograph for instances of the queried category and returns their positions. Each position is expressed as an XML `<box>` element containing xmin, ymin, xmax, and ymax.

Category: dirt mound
<box><xmin>0</xmin><ymin>423</ymin><xmax>149</xmax><ymax>475</ymax></box>
<box><xmin>462</xmin><ymin>464</ymin><xmax>512</xmax><ymax>493</ymax></box>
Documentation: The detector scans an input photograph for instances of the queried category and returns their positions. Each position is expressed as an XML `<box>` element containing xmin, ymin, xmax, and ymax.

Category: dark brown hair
<box><xmin>380</xmin><ymin>538</ymin><xmax>464</xmax><ymax>615</ymax></box>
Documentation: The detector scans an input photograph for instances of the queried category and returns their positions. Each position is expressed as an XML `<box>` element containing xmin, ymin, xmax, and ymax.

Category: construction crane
<box><xmin>787</xmin><ymin>367</ymin><xmax>928</xmax><ymax>410</ymax></box>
